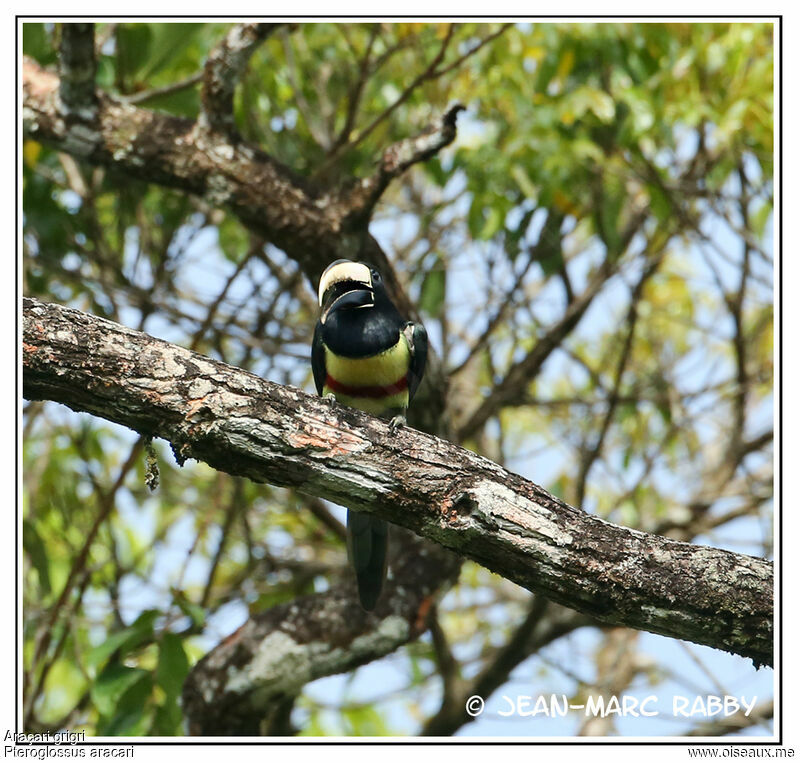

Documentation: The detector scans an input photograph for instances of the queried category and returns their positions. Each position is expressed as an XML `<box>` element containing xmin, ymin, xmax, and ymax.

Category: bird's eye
<box><xmin>371</xmin><ymin>269</ymin><xmax>381</xmax><ymax>281</ymax></box>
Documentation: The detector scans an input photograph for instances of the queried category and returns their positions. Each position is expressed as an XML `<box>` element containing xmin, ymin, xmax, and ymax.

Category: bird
<box><xmin>312</xmin><ymin>259</ymin><xmax>428</xmax><ymax>610</ymax></box>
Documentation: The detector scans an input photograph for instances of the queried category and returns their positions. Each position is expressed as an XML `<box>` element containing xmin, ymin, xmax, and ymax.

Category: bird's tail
<box><xmin>346</xmin><ymin>510</ymin><xmax>388</xmax><ymax>611</ymax></box>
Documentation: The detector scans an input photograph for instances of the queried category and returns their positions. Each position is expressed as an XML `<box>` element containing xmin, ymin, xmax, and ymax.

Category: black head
<box><xmin>318</xmin><ymin>260</ymin><xmax>390</xmax><ymax>324</ymax></box>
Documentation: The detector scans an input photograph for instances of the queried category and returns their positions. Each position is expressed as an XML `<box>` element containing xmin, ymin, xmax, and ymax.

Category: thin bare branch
<box><xmin>422</xmin><ymin>601</ymin><xmax>590</xmax><ymax>735</ymax></box>
<box><xmin>574</xmin><ymin>252</ymin><xmax>666</xmax><ymax>506</ymax></box>
<box><xmin>342</xmin><ymin>103</ymin><xmax>465</xmax><ymax>222</ymax></box>
<box><xmin>684</xmin><ymin>700</ymin><xmax>773</xmax><ymax>737</ymax></box>
<box><xmin>315</xmin><ymin>23</ymin><xmax>457</xmax><ymax>176</ymax></box>
<box><xmin>427</xmin><ymin>605</ymin><xmax>459</xmax><ymax>711</ymax></box>
<box><xmin>120</xmin><ymin>71</ymin><xmax>204</xmax><ymax>105</ymax></box>
<box><xmin>329</xmin><ymin>24</ymin><xmax>381</xmax><ymax>154</ymax></box>
<box><xmin>183</xmin><ymin>529</ymin><xmax>459</xmax><ymax>734</ymax></box>
<box><xmin>304</xmin><ymin>496</ymin><xmax>347</xmax><ymax>543</ymax></box>
<box><xmin>279</xmin><ymin>29</ymin><xmax>332</xmax><ymax>149</ymax></box>
<box><xmin>457</xmin><ymin>208</ymin><xmax>649</xmax><ymax>441</ymax></box>
<box><xmin>450</xmin><ymin>209</ymin><xmax>559</xmax><ymax>379</ymax></box>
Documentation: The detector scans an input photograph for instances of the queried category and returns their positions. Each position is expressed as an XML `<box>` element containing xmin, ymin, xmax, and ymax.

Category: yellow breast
<box><xmin>324</xmin><ymin>337</ymin><xmax>410</xmax><ymax>386</ymax></box>
<box><xmin>323</xmin><ymin>337</ymin><xmax>410</xmax><ymax>416</ymax></box>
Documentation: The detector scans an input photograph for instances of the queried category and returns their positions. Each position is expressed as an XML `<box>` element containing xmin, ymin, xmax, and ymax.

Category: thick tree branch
<box><xmin>22</xmin><ymin>298</ymin><xmax>774</xmax><ymax>668</ymax></box>
<box><xmin>24</xmin><ymin>45</ymin><xmax>461</xmax><ymax>727</ymax></box>
<box><xmin>58</xmin><ymin>23</ymin><xmax>97</xmax><ymax>120</ymax></box>
<box><xmin>182</xmin><ymin>529</ymin><xmax>459</xmax><ymax>735</ymax></box>
<box><xmin>22</xmin><ymin>55</ymin><xmax>427</xmax><ymax>314</ymax></box>
<box><xmin>22</xmin><ymin>52</ymin><xmax>452</xmax><ymax>429</ymax></box>
<box><xmin>199</xmin><ymin>23</ymin><xmax>281</xmax><ymax>135</ymax></box>
<box><xmin>23</xmin><ymin>56</ymin><xmax>329</xmax><ymax>268</ymax></box>
<box><xmin>23</xmin><ymin>30</ymin><xmax>473</xmax><ymax>434</ymax></box>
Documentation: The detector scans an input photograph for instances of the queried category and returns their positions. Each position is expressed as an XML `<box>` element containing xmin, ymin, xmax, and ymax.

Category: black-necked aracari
<box><xmin>312</xmin><ymin>259</ymin><xmax>428</xmax><ymax>610</ymax></box>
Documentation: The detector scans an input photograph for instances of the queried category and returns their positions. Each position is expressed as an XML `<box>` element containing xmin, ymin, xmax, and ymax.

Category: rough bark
<box><xmin>23</xmin><ymin>54</ymin><xmax>343</xmax><ymax>283</ymax></box>
<box><xmin>57</xmin><ymin>23</ymin><xmax>97</xmax><ymax>120</ymax></box>
<box><xmin>198</xmin><ymin>23</ymin><xmax>281</xmax><ymax>135</ymax></box>
<box><xmin>24</xmin><ymin>29</ymin><xmax>473</xmax><ymax>733</ymax></box>
<box><xmin>22</xmin><ymin>51</ymin><xmax>452</xmax><ymax>434</ymax></box>
<box><xmin>23</xmin><ymin>297</ymin><xmax>774</xmax><ymax>670</ymax></box>
<box><xmin>182</xmin><ymin>528</ymin><xmax>459</xmax><ymax>735</ymax></box>
<box><xmin>22</xmin><ymin>53</ymin><xmax>457</xmax><ymax>324</ymax></box>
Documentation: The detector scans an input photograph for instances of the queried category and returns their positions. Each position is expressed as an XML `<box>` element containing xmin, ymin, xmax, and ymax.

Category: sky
<box><xmin>24</xmin><ymin>176</ymin><xmax>775</xmax><ymax>737</ymax></box>
<box><xmin>13</xmin><ymin>16</ymin><xmax>785</xmax><ymax>742</ymax></box>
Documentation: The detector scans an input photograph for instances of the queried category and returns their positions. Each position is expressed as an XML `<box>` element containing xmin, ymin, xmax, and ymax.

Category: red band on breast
<box><xmin>325</xmin><ymin>373</ymin><xmax>408</xmax><ymax>399</ymax></box>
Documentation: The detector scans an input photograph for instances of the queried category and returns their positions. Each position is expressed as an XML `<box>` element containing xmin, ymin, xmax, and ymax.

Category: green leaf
<box><xmin>99</xmin><ymin>670</ymin><xmax>154</xmax><ymax>736</ymax></box>
<box><xmin>174</xmin><ymin>591</ymin><xmax>206</xmax><ymax>628</ymax></box>
<box><xmin>87</xmin><ymin>609</ymin><xmax>159</xmax><ymax>669</ymax></box>
<box><xmin>91</xmin><ymin>663</ymin><xmax>150</xmax><ymax>717</ymax></box>
<box><xmin>479</xmin><ymin>206</ymin><xmax>505</xmax><ymax>240</ymax></box>
<box><xmin>156</xmin><ymin>634</ymin><xmax>190</xmax><ymax>700</ymax></box>
<box><xmin>96</xmin><ymin>55</ymin><xmax>116</xmax><ymax>90</ymax></box>
<box><xmin>585</xmin><ymin>87</ymin><xmax>616</xmax><ymax>123</ymax></box>
<box><xmin>534</xmin><ymin>49</ymin><xmax>559</xmax><ymax>92</ymax></box>
<box><xmin>22</xmin><ymin>23</ymin><xmax>56</xmax><ymax>65</ymax></box>
<box><xmin>538</xmin><ymin>248</ymin><xmax>564</xmax><ymax>278</ymax></box>
<box><xmin>141</xmin><ymin>24</ymin><xmax>205</xmax><ymax>79</ymax></box>
<box><xmin>151</xmin><ymin>699</ymin><xmax>183</xmax><ymax>736</ymax></box>
<box><xmin>751</xmin><ymin>200</ymin><xmax>772</xmax><ymax>240</ymax></box>
<box><xmin>136</xmin><ymin>87</ymin><xmax>200</xmax><ymax>119</ymax></box>
<box><xmin>510</xmin><ymin>165</ymin><xmax>538</xmax><ymax>200</ymax></box>
<box><xmin>344</xmin><ymin>703</ymin><xmax>390</xmax><ymax>736</ymax></box>
<box><xmin>116</xmin><ymin>24</ymin><xmax>153</xmax><ymax>87</ymax></box>
<box><xmin>22</xmin><ymin>519</ymin><xmax>51</xmax><ymax>596</ymax></box>
<box><xmin>216</xmin><ymin>217</ymin><xmax>251</xmax><ymax>264</ymax></box>
<box><xmin>424</xmin><ymin>156</ymin><xmax>449</xmax><ymax>188</ymax></box>
<box><xmin>467</xmin><ymin>199</ymin><xmax>485</xmax><ymax>239</ymax></box>
<box><xmin>598</xmin><ymin>182</ymin><xmax>624</xmax><ymax>258</ymax></box>
<box><xmin>648</xmin><ymin>183</ymin><xmax>672</xmax><ymax>224</ymax></box>
<box><xmin>419</xmin><ymin>268</ymin><xmax>446</xmax><ymax>318</ymax></box>
<box><xmin>249</xmin><ymin>586</ymin><xmax>303</xmax><ymax>614</ymax></box>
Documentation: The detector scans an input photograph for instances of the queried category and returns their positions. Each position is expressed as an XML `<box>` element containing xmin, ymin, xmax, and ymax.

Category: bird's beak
<box><xmin>318</xmin><ymin>260</ymin><xmax>374</xmax><ymax>322</ymax></box>
<box><xmin>325</xmin><ymin>286</ymin><xmax>374</xmax><ymax>314</ymax></box>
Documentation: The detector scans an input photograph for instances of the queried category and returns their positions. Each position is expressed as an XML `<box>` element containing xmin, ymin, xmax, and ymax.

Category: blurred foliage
<box><xmin>22</xmin><ymin>21</ymin><xmax>773</xmax><ymax>737</ymax></box>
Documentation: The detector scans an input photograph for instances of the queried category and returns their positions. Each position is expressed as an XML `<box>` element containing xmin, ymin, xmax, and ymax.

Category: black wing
<box><xmin>404</xmin><ymin>321</ymin><xmax>428</xmax><ymax>404</ymax></box>
<box><xmin>311</xmin><ymin>320</ymin><xmax>327</xmax><ymax>395</ymax></box>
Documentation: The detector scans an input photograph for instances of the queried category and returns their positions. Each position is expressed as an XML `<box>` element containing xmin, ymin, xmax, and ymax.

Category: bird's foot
<box><xmin>323</xmin><ymin>393</ymin><xmax>337</xmax><ymax>407</ymax></box>
<box><xmin>388</xmin><ymin>414</ymin><xmax>406</xmax><ymax>434</ymax></box>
